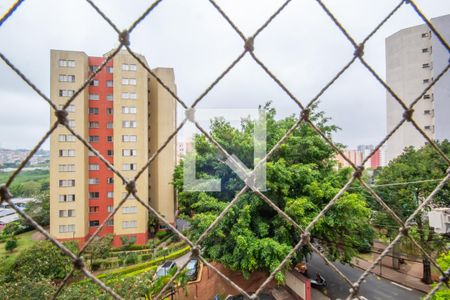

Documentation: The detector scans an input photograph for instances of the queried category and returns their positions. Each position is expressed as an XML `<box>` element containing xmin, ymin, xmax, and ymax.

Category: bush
<box><xmin>155</xmin><ymin>230</ymin><xmax>169</xmax><ymax>239</ymax></box>
<box><xmin>90</xmin><ymin>260</ymin><xmax>101</xmax><ymax>271</ymax></box>
<box><xmin>5</xmin><ymin>239</ymin><xmax>17</xmax><ymax>253</ymax></box>
<box><xmin>124</xmin><ymin>253</ymin><xmax>139</xmax><ymax>265</ymax></box>
<box><xmin>141</xmin><ymin>253</ymin><xmax>153</xmax><ymax>261</ymax></box>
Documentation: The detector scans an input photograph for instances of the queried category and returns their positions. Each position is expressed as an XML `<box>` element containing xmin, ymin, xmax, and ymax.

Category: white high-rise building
<box><xmin>385</xmin><ymin>14</ymin><xmax>450</xmax><ymax>163</ymax></box>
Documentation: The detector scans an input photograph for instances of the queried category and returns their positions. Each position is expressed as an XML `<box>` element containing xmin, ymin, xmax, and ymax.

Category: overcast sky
<box><xmin>0</xmin><ymin>0</ymin><xmax>448</xmax><ymax>150</ymax></box>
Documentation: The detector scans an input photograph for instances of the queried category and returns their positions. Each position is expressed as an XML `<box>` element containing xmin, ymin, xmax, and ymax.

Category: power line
<box><xmin>369</xmin><ymin>178</ymin><xmax>444</xmax><ymax>188</ymax></box>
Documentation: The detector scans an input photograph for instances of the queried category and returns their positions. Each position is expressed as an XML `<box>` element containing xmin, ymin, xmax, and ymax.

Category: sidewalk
<box><xmin>352</xmin><ymin>257</ymin><xmax>431</xmax><ymax>293</ymax></box>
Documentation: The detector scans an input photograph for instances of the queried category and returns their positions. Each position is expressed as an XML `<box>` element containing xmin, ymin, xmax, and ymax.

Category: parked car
<box><xmin>186</xmin><ymin>258</ymin><xmax>199</xmax><ymax>280</ymax></box>
<box><xmin>155</xmin><ymin>260</ymin><xmax>177</xmax><ymax>278</ymax></box>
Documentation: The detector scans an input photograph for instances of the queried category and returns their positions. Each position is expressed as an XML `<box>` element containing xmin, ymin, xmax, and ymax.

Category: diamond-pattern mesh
<box><xmin>0</xmin><ymin>0</ymin><xmax>449</xmax><ymax>299</ymax></box>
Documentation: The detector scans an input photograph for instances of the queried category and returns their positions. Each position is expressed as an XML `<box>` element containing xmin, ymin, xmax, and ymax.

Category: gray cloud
<box><xmin>0</xmin><ymin>0</ymin><xmax>448</xmax><ymax>149</ymax></box>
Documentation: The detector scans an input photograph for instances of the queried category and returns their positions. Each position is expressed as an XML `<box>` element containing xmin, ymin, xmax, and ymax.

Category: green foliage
<box><xmin>21</xmin><ymin>191</ymin><xmax>50</xmax><ymax>227</ymax></box>
<box><xmin>124</xmin><ymin>252</ymin><xmax>139</xmax><ymax>265</ymax></box>
<box><xmin>374</xmin><ymin>142</ymin><xmax>450</xmax><ymax>283</ymax></box>
<box><xmin>85</xmin><ymin>234</ymin><xmax>113</xmax><ymax>270</ymax></box>
<box><xmin>0</xmin><ymin>169</ymin><xmax>49</xmax><ymax>198</ymax></box>
<box><xmin>2</xmin><ymin>222</ymin><xmax>20</xmax><ymax>236</ymax></box>
<box><xmin>174</xmin><ymin>104</ymin><xmax>373</xmax><ymax>279</ymax></box>
<box><xmin>428</xmin><ymin>251</ymin><xmax>450</xmax><ymax>299</ymax></box>
<box><xmin>156</xmin><ymin>230</ymin><xmax>169</xmax><ymax>239</ymax></box>
<box><xmin>119</xmin><ymin>235</ymin><xmax>136</xmax><ymax>250</ymax></box>
<box><xmin>1</xmin><ymin>240</ymin><xmax>78</xmax><ymax>284</ymax></box>
<box><xmin>4</xmin><ymin>239</ymin><xmax>17</xmax><ymax>253</ymax></box>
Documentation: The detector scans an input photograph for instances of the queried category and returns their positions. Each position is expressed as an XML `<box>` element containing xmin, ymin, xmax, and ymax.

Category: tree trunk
<box><xmin>417</xmin><ymin>216</ymin><xmax>433</xmax><ymax>284</ymax></box>
<box><xmin>422</xmin><ymin>258</ymin><xmax>432</xmax><ymax>284</ymax></box>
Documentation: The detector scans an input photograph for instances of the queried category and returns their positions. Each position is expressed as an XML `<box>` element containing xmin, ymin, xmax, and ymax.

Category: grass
<box><xmin>0</xmin><ymin>169</ymin><xmax>49</xmax><ymax>185</ymax></box>
<box><xmin>0</xmin><ymin>230</ymin><xmax>37</xmax><ymax>263</ymax></box>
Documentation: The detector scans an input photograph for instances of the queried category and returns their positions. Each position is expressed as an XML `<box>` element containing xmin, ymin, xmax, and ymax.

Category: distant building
<box><xmin>385</xmin><ymin>14</ymin><xmax>450</xmax><ymax>163</ymax></box>
<box><xmin>335</xmin><ymin>145</ymin><xmax>382</xmax><ymax>169</ymax></box>
<box><xmin>177</xmin><ymin>140</ymin><xmax>193</xmax><ymax>163</ymax></box>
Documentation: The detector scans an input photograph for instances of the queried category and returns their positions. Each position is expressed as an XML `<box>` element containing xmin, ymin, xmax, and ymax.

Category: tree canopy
<box><xmin>174</xmin><ymin>105</ymin><xmax>373</xmax><ymax>280</ymax></box>
<box><xmin>373</xmin><ymin>141</ymin><xmax>450</xmax><ymax>284</ymax></box>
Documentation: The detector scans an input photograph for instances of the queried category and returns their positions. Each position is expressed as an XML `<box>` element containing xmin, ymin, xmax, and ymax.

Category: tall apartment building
<box><xmin>49</xmin><ymin>49</ymin><xmax>177</xmax><ymax>246</ymax></box>
<box><xmin>385</xmin><ymin>14</ymin><xmax>450</xmax><ymax>163</ymax></box>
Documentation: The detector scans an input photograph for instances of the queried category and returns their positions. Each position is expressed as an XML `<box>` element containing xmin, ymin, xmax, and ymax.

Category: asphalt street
<box><xmin>307</xmin><ymin>254</ymin><xmax>425</xmax><ymax>300</ymax></box>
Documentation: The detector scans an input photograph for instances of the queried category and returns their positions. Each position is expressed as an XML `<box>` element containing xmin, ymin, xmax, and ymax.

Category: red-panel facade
<box><xmin>87</xmin><ymin>57</ymin><xmax>114</xmax><ymax>238</ymax></box>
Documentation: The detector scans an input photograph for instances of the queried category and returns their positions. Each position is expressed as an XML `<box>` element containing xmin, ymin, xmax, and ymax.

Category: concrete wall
<box><xmin>50</xmin><ymin>50</ymin><xmax>89</xmax><ymax>240</ymax></box>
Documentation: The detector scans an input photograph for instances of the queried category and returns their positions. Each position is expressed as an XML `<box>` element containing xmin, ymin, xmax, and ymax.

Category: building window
<box><xmin>122</xmin><ymin>106</ymin><xmax>136</xmax><ymax>114</ymax></box>
<box><xmin>89</xmin><ymin>136</ymin><xmax>99</xmax><ymax>142</ymax></box>
<box><xmin>106</xmin><ymin>108</ymin><xmax>113</xmax><ymax>115</ymax></box>
<box><xmin>106</xmin><ymin>80</ymin><xmax>113</xmax><ymax>87</ymax></box>
<box><xmin>88</xmin><ymin>164</ymin><xmax>100</xmax><ymax>171</ymax></box>
<box><xmin>105</xmin><ymin>219</ymin><xmax>114</xmax><ymax>226</ymax></box>
<box><xmin>422</xmin><ymin>63</ymin><xmax>430</xmax><ymax>69</ymax></box>
<box><xmin>107</xmin><ymin>191</ymin><xmax>114</xmax><ymax>198</ymax></box>
<box><xmin>423</xmin><ymin>79</ymin><xmax>430</xmax><ymax>84</ymax></box>
<box><xmin>424</xmin><ymin>110</ymin><xmax>431</xmax><ymax>115</ymax></box>
<box><xmin>122</xmin><ymin>149</ymin><xmax>137</xmax><ymax>156</ymax></box>
<box><xmin>59</xmin><ymin>89</ymin><xmax>75</xmax><ymax>97</ymax></box>
<box><xmin>90</xmin><ymin>80</ymin><xmax>99</xmax><ymax>86</ymax></box>
<box><xmin>59</xmin><ymin>149</ymin><xmax>75</xmax><ymax>157</ymax></box>
<box><xmin>107</xmin><ymin>205</ymin><xmax>113</xmax><ymax>213</ymax></box>
<box><xmin>59</xmin><ymin>224</ymin><xmax>75</xmax><ymax>233</ymax></box>
<box><xmin>59</xmin><ymin>179</ymin><xmax>75</xmax><ymax>187</ymax></box>
<box><xmin>107</xmin><ymin>94</ymin><xmax>113</xmax><ymax>101</ymax></box>
<box><xmin>89</xmin><ymin>220</ymin><xmax>100</xmax><ymax>227</ymax></box>
<box><xmin>59</xmin><ymin>75</ymin><xmax>75</xmax><ymax>82</ymax></box>
<box><xmin>121</xmin><ymin>64</ymin><xmax>137</xmax><ymax>71</ymax></box>
<box><xmin>89</xmin><ymin>206</ymin><xmax>99</xmax><ymax>213</ymax></box>
<box><xmin>89</xmin><ymin>192</ymin><xmax>100</xmax><ymax>199</ymax></box>
<box><xmin>122</xmin><ymin>120</ymin><xmax>137</xmax><ymax>128</ymax></box>
<box><xmin>107</xmin><ymin>177</ymin><xmax>114</xmax><ymax>184</ymax></box>
<box><xmin>107</xmin><ymin>66</ymin><xmax>113</xmax><ymax>73</ymax></box>
<box><xmin>67</xmin><ymin>119</ymin><xmax>76</xmax><ymax>128</ymax></box>
<box><xmin>421</xmin><ymin>32</ymin><xmax>430</xmax><ymax>38</ymax></box>
<box><xmin>107</xmin><ymin>136</ymin><xmax>113</xmax><ymax>142</ymax></box>
<box><xmin>89</xmin><ymin>93</ymin><xmax>99</xmax><ymax>100</ymax></box>
<box><xmin>89</xmin><ymin>107</ymin><xmax>99</xmax><ymax>115</ymax></box>
<box><xmin>57</xmin><ymin>104</ymin><xmax>75</xmax><ymax>112</ymax></box>
<box><xmin>422</xmin><ymin>48</ymin><xmax>429</xmax><ymax>53</ymax></box>
<box><xmin>59</xmin><ymin>194</ymin><xmax>75</xmax><ymax>202</ymax></box>
<box><xmin>107</xmin><ymin>149</ymin><xmax>113</xmax><ymax>156</ymax></box>
<box><xmin>58</xmin><ymin>134</ymin><xmax>76</xmax><ymax>142</ymax></box>
<box><xmin>121</xmin><ymin>92</ymin><xmax>137</xmax><ymax>99</ymax></box>
<box><xmin>88</xmin><ymin>178</ymin><xmax>99</xmax><ymax>185</ymax></box>
<box><xmin>123</xmin><ymin>206</ymin><xmax>137</xmax><ymax>214</ymax></box>
<box><xmin>59</xmin><ymin>209</ymin><xmax>75</xmax><ymax>218</ymax></box>
<box><xmin>59</xmin><ymin>59</ymin><xmax>75</xmax><ymax>68</ymax></box>
<box><xmin>122</xmin><ymin>135</ymin><xmax>137</xmax><ymax>142</ymax></box>
<box><xmin>121</xmin><ymin>78</ymin><xmax>137</xmax><ymax>85</ymax></box>
<box><xmin>89</xmin><ymin>65</ymin><xmax>99</xmax><ymax>72</ymax></box>
<box><xmin>58</xmin><ymin>164</ymin><xmax>75</xmax><ymax>172</ymax></box>
<box><xmin>89</xmin><ymin>122</ymin><xmax>99</xmax><ymax>129</ymax></box>
<box><xmin>122</xmin><ymin>220</ymin><xmax>137</xmax><ymax>229</ymax></box>
<box><xmin>122</xmin><ymin>163</ymin><xmax>137</xmax><ymax>171</ymax></box>
<box><xmin>424</xmin><ymin>94</ymin><xmax>431</xmax><ymax>99</ymax></box>
<box><xmin>107</xmin><ymin>122</ymin><xmax>113</xmax><ymax>128</ymax></box>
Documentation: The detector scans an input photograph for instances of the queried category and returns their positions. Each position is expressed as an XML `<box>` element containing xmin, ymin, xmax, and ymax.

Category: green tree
<box><xmin>21</xmin><ymin>191</ymin><xmax>50</xmax><ymax>227</ymax></box>
<box><xmin>174</xmin><ymin>105</ymin><xmax>373</xmax><ymax>280</ymax></box>
<box><xmin>85</xmin><ymin>234</ymin><xmax>114</xmax><ymax>270</ymax></box>
<box><xmin>374</xmin><ymin>142</ymin><xmax>450</xmax><ymax>284</ymax></box>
